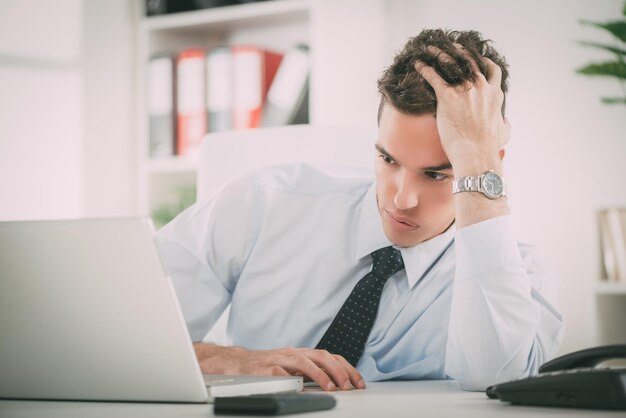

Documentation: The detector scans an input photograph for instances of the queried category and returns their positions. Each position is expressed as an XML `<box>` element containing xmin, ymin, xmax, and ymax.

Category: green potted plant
<box><xmin>577</xmin><ymin>2</ymin><xmax>626</xmax><ymax>104</ymax></box>
<box><xmin>151</xmin><ymin>184</ymin><xmax>197</xmax><ymax>228</ymax></box>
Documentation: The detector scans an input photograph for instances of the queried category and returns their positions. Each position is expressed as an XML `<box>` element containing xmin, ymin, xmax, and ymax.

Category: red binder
<box><xmin>232</xmin><ymin>46</ymin><xmax>283</xmax><ymax>129</ymax></box>
<box><xmin>176</xmin><ymin>49</ymin><xmax>207</xmax><ymax>158</ymax></box>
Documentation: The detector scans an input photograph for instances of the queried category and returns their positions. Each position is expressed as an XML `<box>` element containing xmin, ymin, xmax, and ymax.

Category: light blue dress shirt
<box><xmin>156</xmin><ymin>164</ymin><xmax>564</xmax><ymax>391</ymax></box>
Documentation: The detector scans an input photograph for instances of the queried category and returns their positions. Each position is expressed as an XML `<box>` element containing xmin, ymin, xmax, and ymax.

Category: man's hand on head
<box><xmin>414</xmin><ymin>44</ymin><xmax>510</xmax><ymax>228</ymax></box>
<box><xmin>414</xmin><ymin>44</ymin><xmax>510</xmax><ymax>177</ymax></box>
<box><xmin>193</xmin><ymin>342</ymin><xmax>366</xmax><ymax>391</ymax></box>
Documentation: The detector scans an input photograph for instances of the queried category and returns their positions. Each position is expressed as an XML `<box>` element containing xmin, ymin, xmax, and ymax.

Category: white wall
<box><xmin>82</xmin><ymin>0</ymin><xmax>136</xmax><ymax>217</ymax></box>
<box><xmin>0</xmin><ymin>0</ymin><xmax>136</xmax><ymax>221</ymax></box>
<box><xmin>388</xmin><ymin>0</ymin><xmax>626</xmax><ymax>353</ymax></box>
<box><xmin>0</xmin><ymin>0</ymin><xmax>83</xmax><ymax>220</ymax></box>
<box><xmin>310</xmin><ymin>0</ymin><xmax>388</xmax><ymax>127</ymax></box>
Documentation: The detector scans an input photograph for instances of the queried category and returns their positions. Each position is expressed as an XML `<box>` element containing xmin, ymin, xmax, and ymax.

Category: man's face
<box><xmin>375</xmin><ymin>104</ymin><xmax>455</xmax><ymax>247</ymax></box>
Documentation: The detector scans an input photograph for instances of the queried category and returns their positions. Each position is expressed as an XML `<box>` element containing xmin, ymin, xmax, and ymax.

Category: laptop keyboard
<box><xmin>204</xmin><ymin>376</ymin><xmax>236</xmax><ymax>386</ymax></box>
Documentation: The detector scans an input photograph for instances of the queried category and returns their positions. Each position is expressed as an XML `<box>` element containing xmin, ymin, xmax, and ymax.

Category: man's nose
<box><xmin>393</xmin><ymin>171</ymin><xmax>419</xmax><ymax>210</ymax></box>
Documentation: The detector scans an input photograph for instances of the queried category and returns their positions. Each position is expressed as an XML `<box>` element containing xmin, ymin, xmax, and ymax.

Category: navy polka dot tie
<box><xmin>315</xmin><ymin>246</ymin><xmax>404</xmax><ymax>366</ymax></box>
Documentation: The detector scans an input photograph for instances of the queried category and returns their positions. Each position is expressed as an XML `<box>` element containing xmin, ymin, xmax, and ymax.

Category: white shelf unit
<box><xmin>135</xmin><ymin>0</ymin><xmax>388</xmax><ymax>223</ymax></box>
<box><xmin>137</xmin><ymin>0</ymin><xmax>309</xmax><ymax>224</ymax></box>
<box><xmin>136</xmin><ymin>0</ymin><xmax>387</xmax><ymax>225</ymax></box>
<box><xmin>595</xmin><ymin>280</ymin><xmax>626</xmax><ymax>345</ymax></box>
<box><xmin>596</xmin><ymin>281</ymin><xmax>626</xmax><ymax>295</ymax></box>
<box><xmin>140</xmin><ymin>0</ymin><xmax>311</xmax><ymax>32</ymax></box>
<box><xmin>595</xmin><ymin>207</ymin><xmax>626</xmax><ymax>345</ymax></box>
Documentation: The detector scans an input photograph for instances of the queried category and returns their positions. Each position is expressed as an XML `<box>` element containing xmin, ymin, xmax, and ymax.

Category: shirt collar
<box><xmin>356</xmin><ymin>181</ymin><xmax>456</xmax><ymax>290</ymax></box>
<box><xmin>400</xmin><ymin>223</ymin><xmax>455</xmax><ymax>290</ymax></box>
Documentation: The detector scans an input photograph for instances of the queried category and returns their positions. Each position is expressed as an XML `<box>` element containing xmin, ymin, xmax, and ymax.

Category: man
<box><xmin>156</xmin><ymin>29</ymin><xmax>564</xmax><ymax>392</ymax></box>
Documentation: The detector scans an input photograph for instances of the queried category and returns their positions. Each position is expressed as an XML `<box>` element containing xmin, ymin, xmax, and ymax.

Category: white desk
<box><xmin>1</xmin><ymin>381</ymin><xmax>623</xmax><ymax>418</ymax></box>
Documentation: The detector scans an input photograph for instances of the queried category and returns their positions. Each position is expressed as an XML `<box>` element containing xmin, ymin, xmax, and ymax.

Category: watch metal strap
<box><xmin>452</xmin><ymin>172</ymin><xmax>506</xmax><ymax>197</ymax></box>
<box><xmin>452</xmin><ymin>175</ymin><xmax>480</xmax><ymax>193</ymax></box>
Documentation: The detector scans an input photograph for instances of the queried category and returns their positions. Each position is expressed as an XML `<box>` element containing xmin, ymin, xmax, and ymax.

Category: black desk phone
<box><xmin>486</xmin><ymin>344</ymin><xmax>626</xmax><ymax>410</ymax></box>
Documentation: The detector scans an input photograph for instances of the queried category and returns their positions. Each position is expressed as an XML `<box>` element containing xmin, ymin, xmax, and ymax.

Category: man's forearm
<box><xmin>454</xmin><ymin>193</ymin><xmax>509</xmax><ymax>228</ymax></box>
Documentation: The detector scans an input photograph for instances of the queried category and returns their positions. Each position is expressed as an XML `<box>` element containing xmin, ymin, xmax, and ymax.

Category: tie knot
<box><xmin>371</xmin><ymin>246</ymin><xmax>404</xmax><ymax>278</ymax></box>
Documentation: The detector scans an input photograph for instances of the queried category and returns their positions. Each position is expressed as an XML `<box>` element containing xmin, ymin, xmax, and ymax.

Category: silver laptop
<box><xmin>0</xmin><ymin>218</ymin><xmax>302</xmax><ymax>403</ymax></box>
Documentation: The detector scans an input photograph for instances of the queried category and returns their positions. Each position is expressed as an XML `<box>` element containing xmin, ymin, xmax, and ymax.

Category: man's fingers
<box><xmin>483</xmin><ymin>57</ymin><xmax>503</xmax><ymax>88</ymax></box>
<box><xmin>236</xmin><ymin>348</ymin><xmax>365</xmax><ymax>392</ymax></box>
<box><xmin>333</xmin><ymin>354</ymin><xmax>366</xmax><ymax>389</ymax></box>
<box><xmin>307</xmin><ymin>350</ymin><xmax>353</xmax><ymax>390</ymax></box>
<box><xmin>280</xmin><ymin>354</ymin><xmax>337</xmax><ymax>391</ymax></box>
<box><xmin>425</xmin><ymin>45</ymin><xmax>454</xmax><ymax>64</ymax></box>
<box><xmin>414</xmin><ymin>61</ymin><xmax>447</xmax><ymax>93</ymax></box>
<box><xmin>266</xmin><ymin>365</ymin><xmax>291</xmax><ymax>377</ymax></box>
<box><xmin>415</xmin><ymin>45</ymin><xmax>450</xmax><ymax>92</ymax></box>
<box><xmin>280</xmin><ymin>349</ymin><xmax>362</xmax><ymax>391</ymax></box>
<box><xmin>452</xmin><ymin>42</ymin><xmax>484</xmax><ymax>83</ymax></box>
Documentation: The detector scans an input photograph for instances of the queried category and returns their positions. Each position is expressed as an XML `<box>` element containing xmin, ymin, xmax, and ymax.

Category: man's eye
<box><xmin>379</xmin><ymin>154</ymin><xmax>395</xmax><ymax>164</ymax></box>
<box><xmin>425</xmin><ymin>171</ymin><xmax>449</xmax><ymax>182</ymax></box>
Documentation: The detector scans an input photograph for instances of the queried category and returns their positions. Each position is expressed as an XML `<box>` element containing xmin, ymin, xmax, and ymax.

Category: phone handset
<box><xmin>487</xmin><ymin>345</ymin><xmax>626</xmax><ymax>410</ymax></box>
<box><xmin>539</xmin><ymin>344</ymin><xmax>626</xmax><ymax>373</ymax></box>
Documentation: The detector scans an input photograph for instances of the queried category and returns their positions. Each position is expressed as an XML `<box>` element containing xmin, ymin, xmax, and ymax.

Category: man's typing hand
<box><xmin>193</xmin><ymin>343</ymin><xmax>366</xmax><ymax>391</ymax></box>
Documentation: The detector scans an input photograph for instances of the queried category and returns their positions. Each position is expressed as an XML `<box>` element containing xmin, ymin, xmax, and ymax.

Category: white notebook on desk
<box><xmin>0</xmin><ymin>218</ymin><xmax>302</xmax><ymax>403</ymax></box>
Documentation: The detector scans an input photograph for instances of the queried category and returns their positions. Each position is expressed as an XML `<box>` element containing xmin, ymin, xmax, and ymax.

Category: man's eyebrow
<box><xmin>375</xmin><ymin>143</ymin><xmax>452</xmax><ymax>171</ymax></box>
<box><xmin>423</xmin><ymin>163</ymin><xmax>453</xmax><ymax>171</ymax></box>
<box><xmin>374</xmin><ymin>143</ymin><xmax>395</xmax><ymax>161</ymax></box>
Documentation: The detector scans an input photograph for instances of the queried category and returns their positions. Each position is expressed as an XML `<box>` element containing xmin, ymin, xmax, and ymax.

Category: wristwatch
<box><xmin>452</xmin><ymin>170</ymin><xmax>506</xmax><ymax>199</ymax></box>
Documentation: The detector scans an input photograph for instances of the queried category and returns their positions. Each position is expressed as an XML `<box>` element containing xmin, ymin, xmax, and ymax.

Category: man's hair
<box><xmin>377</xmin><ymin>29</ymin><xmax>509</xmax><ymax>122</ymax></box>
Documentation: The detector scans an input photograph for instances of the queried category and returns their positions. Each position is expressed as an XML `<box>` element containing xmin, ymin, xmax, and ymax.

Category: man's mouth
<box><xmin>386</xmin><ymin>210</ymin><xmax>419</xmax><ymax>231</ymax></box>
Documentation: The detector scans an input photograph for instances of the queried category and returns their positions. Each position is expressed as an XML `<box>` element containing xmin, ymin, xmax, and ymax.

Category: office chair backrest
<box><xmin>197</xmin><ymin>125</ymin><xmax>377</xmax><ymax>202</ymax></box>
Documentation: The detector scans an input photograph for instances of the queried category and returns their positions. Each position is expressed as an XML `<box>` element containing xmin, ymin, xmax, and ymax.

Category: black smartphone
<box><xmin>214</xmin><ymin>393</ymin><xmax>337</xmax><ymax>415</ymax></box>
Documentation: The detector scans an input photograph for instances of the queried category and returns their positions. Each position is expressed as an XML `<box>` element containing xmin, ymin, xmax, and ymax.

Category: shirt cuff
<box><xmin>454</xmin><ymin>215</ymin><xmax>523</xmax><ymax>281</ymax></box>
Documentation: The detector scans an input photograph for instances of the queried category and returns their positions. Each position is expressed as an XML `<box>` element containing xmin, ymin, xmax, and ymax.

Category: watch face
<box><xmin>482</xmin><ymin>171</ymin><xmax>503</xmax><ymax>198</ymax></box>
